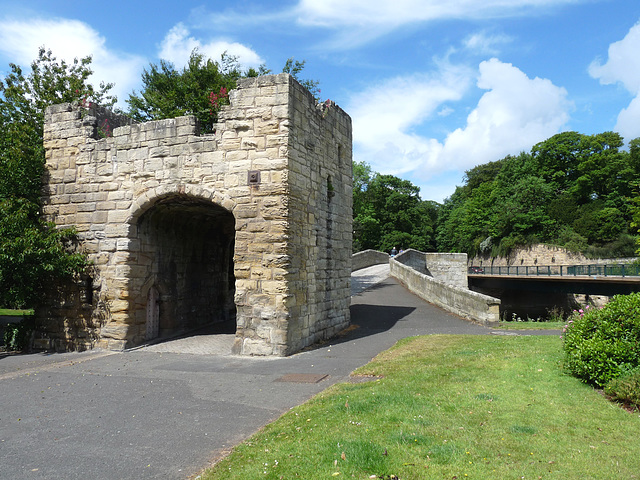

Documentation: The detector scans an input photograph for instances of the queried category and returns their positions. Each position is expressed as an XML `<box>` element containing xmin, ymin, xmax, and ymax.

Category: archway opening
<box><xmin>135</xmin><ymin>195</ymin><xmax>236</xmax><ymax>342</ymax></box>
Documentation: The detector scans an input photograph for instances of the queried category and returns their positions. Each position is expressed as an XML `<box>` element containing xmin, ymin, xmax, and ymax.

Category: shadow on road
<box><xmin>350</xmin><ymin>303</ymin><xmax>416</xmax><ymax>334</ymax></box>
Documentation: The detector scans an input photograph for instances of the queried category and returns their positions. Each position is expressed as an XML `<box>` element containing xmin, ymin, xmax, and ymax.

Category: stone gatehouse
<box><xmin>39</xmin><ymin>73</ymin><xmax>352</xmax><ymax>356</ymax></box>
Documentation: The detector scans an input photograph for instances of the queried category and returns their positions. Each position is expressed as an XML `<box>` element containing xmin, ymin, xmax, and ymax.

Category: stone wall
<box><xmin>470</xmin><ymin>244</ymin><xmax>636</xmax><ymax>267</ymax></box>
<box><xmin>391</xmin><ymin>250</ymin><xmax>500</xmax><ymax>326</ymax></box>
<box><xmin>424</xmin><ymin>252</ymin><xmax>468</xmax><ymax>288</ymax></box>
<box><xmin>351</xmin><ymin>250</ymin><xmax>389</xmax><ymax>272</ymax></box>
<box><xmin>394</xmin><ymin>249</ymin><xmax>427</xmax><ymax>275</ymax></box>
<box><xmin>39</xmin><ymin>73</ymin><xmax>352</xmax><ymax>355</ymax></box>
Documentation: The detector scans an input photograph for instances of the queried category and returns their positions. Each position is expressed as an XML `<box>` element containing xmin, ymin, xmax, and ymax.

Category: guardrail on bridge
<box><xmin>468</xmin><ymin>263</ymin><xmax>640</xmax><ymax>277</ymax></box>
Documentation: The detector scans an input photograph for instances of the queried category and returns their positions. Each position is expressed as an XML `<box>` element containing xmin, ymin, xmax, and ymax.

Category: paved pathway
<box><xmin>139</xmin><ymin>263</ymin><xmax>393</xmax><ymax>356</ymax></box>
<box><xmin>0</xmin><ymin>266</ymin><xmax>558</xmax><ymax>479</ymax></box>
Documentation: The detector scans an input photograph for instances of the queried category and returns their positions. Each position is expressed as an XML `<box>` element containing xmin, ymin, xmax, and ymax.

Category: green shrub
<box><xmin>604</xmin><ymin>366</ymin><xmax>640</xmax><ymax>409</ymax></box>
<box><xmin>2</xmin><ymin>319</ymin><xmax>33</xmax><ymax>351</ymax></box>
<box><xmin>583</xmin><ymin>233</ymin><xmax>638</xmax><ymax>259</ymax></box>
<box><xmin>562</xmin><ymin>293</ymin><xmax>640</xmax><ymax>387</ymax></box>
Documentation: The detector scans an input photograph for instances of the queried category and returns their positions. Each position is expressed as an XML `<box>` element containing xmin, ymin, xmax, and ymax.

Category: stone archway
<box><xmin>130</xmin><ymin>194</ymin><xmax>237</xmax><ymax>345</ymax></box>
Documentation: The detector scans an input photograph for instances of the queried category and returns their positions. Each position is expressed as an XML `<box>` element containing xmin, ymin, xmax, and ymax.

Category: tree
<box><xmin>436</xmin><ymin>132</ymin><xmax>640</xmax><ymax>258</ymax></box>
<box><xmin>352</xmin><ymin>161</ymin><xmax>377</xmax><ymax>251</ymax></box>
<box><xmin>436</xmin><ymin>181</ymin><xmax>497</xmax><ymax>255</ymax></box>
<box><xmin>0</xmin><ymin>48</ymin><xmax>109</xmax><ymax>307</ymax></box>
<box><xmin>128</xmin><ymin>52</ymin><xmax>321</xmax><ymax>133</ymax></box>
<box><xmin>0</xmin><ymin>200</ymin><xmax>85</xmax><ymax>308</ymax></box>
<box><xmin>352</xmin><ymin>162</ymin><xmax>439</xmax><ymax>253</ymax></box>
<box><xmin>282</xmin><ymin>57</ymin><xmax>321</xmax><ymax>100</ymax></box>
<box><xmin>1</xmin><ymin>48</ymin><xmax>115</xmax><ymax>204</ymax></box>
<box><xmin>127</xmin><ymin>50</ymin><xmax>241</xmax><ymax>133</ymax></box>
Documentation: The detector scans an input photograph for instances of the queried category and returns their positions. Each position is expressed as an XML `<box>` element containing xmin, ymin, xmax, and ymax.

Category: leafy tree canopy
<box><xmin>127</xmin><ymin>50</ymin><xmax>244</xmax><ymax>133</ymax></box>
<box><xmin>0</xmin><ymin>47</ymin><xmax>109</xmax><ymax>307</ymax></box>
<box><xmin>282</xmin><ymin>57</ymin><xmax>321</xmax><ymax>99</ymax></box>
<box><xmin>127</xmin><ymin>51</ymin><xmax>321</xmax><ymax>133</ymax></box>
<box><xmin>352</xmin><ymin>161</ymin><xmax>438</xmax><ymax>253</ymax></box>
<box><xmin>436</xmin><ymin>131</ymin><xmax>640</xmax><ymax>258</ymax></box>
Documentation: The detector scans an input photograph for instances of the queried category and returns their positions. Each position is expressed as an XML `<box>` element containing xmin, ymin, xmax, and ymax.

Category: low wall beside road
<box><xmin>390</xmin><ymin>249</ymin><xmax>500</xmax><ymax>326</ymax></box>
<box><xmin>352</xmin><ymin>249</ymin><xmax>390</xmax><ymax>272</ymax></box>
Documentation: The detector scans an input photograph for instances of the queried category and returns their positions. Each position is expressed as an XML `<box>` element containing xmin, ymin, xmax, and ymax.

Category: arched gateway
<box><xmin>39</xmin><ymin>74</ymin><xmax>352</xmax><ymax>355</ymax></box>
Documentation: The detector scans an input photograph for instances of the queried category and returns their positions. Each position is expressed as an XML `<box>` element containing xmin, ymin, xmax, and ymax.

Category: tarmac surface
<box><xmin>0</xmin><ymin>265</ymin><xmax>559</xmax><ymax>479</ymax></box>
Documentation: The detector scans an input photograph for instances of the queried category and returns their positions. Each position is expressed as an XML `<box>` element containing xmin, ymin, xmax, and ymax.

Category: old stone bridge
<box><xmin>38</xmin><ymin>74</ymin><xmax>352</xmax><ymax>356</ymax></box>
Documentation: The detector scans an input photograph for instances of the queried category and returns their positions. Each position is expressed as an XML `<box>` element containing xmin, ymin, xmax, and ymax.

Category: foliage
<box><xmin>0</xmin><ymin>48</ymin><xmax>103</xmax><ymax>308</ymax></box>
<box><xmin>582</xmin><ymin>233</ymin><xmax>637</xmax><ymax>259</ymax></box>
<box><xmin>352</xmin><ymin>161</ymin><xmax>438</xmax><ymax>253</ymax></box>
<box><xmin>127</xmin><ymin>51</ymin><xmax>321</xmax><ymax>134</ymax></box>
<box><xmin>0</xmin><ymin>199</ymin><xmax>86</xmax><ymax>308</ymax></box>
<box><xmin>562</xmin><ymin>293</ymin><xmax>640</xmax><ymax>387</ymax></box>
<box><xmin>631</xmin><ymin>181</ymin><xmax>640</xmax><ymax>257</ymax></box>
<box><xmin>127</xmin><ymin>50</ymin><xmax>241</xmax><ymax>133</ymax></box>
<box><xmin>282</xmin><ymin>57</ymin><xmax>321</xmax><ymax>100</ymax></box>
<box><xmin>2</xmin><ymin>318</ymin><xmax>34</xmax><ymax>352</ymax></box>
<box><xmin>436</xmin><ymin>131</ymin><xmax>640</xmax><ymax>257</ymax></box>
<box><xmin>604</xmin><ymin>366</ymin><xmax>640</xmax><ymax>409</ymax></box>
<box><xmin>1</xmin><ymin>48</ymin><xmax>115</xmax><ymax>203</ymax></box>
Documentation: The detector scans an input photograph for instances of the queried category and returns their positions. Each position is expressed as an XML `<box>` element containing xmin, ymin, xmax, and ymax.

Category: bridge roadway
<box><xmin>0</xmin><ymin>265</ymin><xmax>558</xmax><ymax>480</ymax></box>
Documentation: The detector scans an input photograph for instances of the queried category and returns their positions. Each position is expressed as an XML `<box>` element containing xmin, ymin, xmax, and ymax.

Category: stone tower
<box><xmin>39</xmin><ymin>74</ymin><xmax>352</xmax><ymax>355</ymax></box>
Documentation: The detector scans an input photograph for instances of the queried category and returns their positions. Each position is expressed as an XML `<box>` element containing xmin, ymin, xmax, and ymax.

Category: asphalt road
<box><xmin>0</xmin><ymin>266</ymin><xmax>557</xmax><ymax>479</ymax></box>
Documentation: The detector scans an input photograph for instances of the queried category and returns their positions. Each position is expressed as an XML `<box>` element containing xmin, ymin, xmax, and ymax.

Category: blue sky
<box><xmin>1</xmin><ymin>0</ymin><xmax>640</xmax><ymax>202</ymax></box>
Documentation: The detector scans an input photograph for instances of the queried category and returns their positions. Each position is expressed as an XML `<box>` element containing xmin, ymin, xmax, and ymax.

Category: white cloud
<box><xmin>193</xmin><ymin>0</ymin><xmax>585</xmax><ymax>51</ymax></box>
<box><xmin>589</xmin><ymin>21</ymin><xmax>640</xmax><ymax>141</ymax></box>
<box><xmin>463</xmin><ymin>31</ymin><xmax>512</xmax><ymax>55</ymax></box>
<box><xmin>614</xmin><ymin>95</ymin><xmax>640</xmax><ymax>141</ymax></box>
<box><xmin>294</xmin><ymin>0</ymin><xmax>582</xmax><ymax>47</ymax></box>
<box><xmin>296</xmin><ymin>0</ymin><xmax>578</xmax><ymax>27</ymax></box>
<box><xmin>348</xmin><ymin>61</ymin><xmax>474</xmax><ymax>176</ymax></box>
<box><xmin>589</xmin><ymin>22</ymin><xmax>640</xmax><ymax>93</ymax></box>
<box><xmin>349</xmin><ymin>58</ymin><xmax>571</xmax><ymax>188</ymax></box>
<box><xmin>439</xmin><ymin>58</ymin><xmax>572</xmax><ymax>169</ymax></box>
<box><xmin>159</xmin><ymin>23</ymin><xmax>264</xmax><ymax>70</ymax></box>
<box><xmin>0</xmin><ymin>17</ymin><xmax>146</xmax><ymax>106</ymax></box>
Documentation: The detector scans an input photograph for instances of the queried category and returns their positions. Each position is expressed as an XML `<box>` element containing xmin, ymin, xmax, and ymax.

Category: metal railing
<box><xmin>468</xmin><ymin>263</ymin><xmax>640</xmax><ymax>278</ymax></box>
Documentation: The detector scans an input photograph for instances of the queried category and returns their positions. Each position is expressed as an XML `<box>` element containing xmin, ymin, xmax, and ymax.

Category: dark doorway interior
<box><xmin>137</xmin><ymin>196</ymin><xmax>236</xmax><ymax>340</ymax></box>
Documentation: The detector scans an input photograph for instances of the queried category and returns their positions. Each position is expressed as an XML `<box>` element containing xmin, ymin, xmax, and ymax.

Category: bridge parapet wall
<box><xmin>40</xmin><ymin>73</ymin><xmax>352</xmax><ymax>355</ymax></box>
<box><xmin>352</xmin><ymin>250</ymin><xmax>389</xmax><ymax>272</ymax></box>
<box><xmin>391</xmin><ymin>250</ymin><xmax>500</xmax><ymax>326</ymax></box>
<box><xmin>393</xmin><ymin>250</ymin><xmax>467</xmax><ymax>288</ymax></box>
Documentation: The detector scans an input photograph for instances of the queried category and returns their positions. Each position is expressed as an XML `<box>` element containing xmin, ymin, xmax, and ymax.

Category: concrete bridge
<box><xmin>468</xmin><ymin>264</ymin><xmax>640</xmax><ymax>318</ymax></box>
<box><xmin>469</xmin><ymin>269</ymin><xmax>640</xmax><ymax>296</ymax></box>
<box><xmin>353</xmin><ymin>249</ymin><xmax>502</xmax><ymax>326</ymax></box>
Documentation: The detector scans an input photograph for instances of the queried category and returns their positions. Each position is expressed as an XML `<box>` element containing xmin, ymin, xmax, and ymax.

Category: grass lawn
<box><xmin>201</xmin><ymin>334</ymin><xmax>640</xmax><ymax>480</ymax></box>
<box><xmin>498</xmin><ymin>320</ymin><xmax>564</xmax><ymax>330</ymax></box>
<box><xmin>0</xmin><ymin>309</ymin><xmax>33</xmax><ymax>316</ymax></box>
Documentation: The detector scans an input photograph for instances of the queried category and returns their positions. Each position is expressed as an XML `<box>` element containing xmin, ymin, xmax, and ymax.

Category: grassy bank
<box><xmin>0</xmin><ymin>309</ymin><xmax>33</xmax><ymax>316</ymax></box>
<box><xmin>498</xmin><ymin>320</ymin><xmax>564</xmax><ymax>330</ymax></box>
<box><xmin>201</xmin><ymin>335</ymin><xmax>639</xmax><ymax>479</ymax></box>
